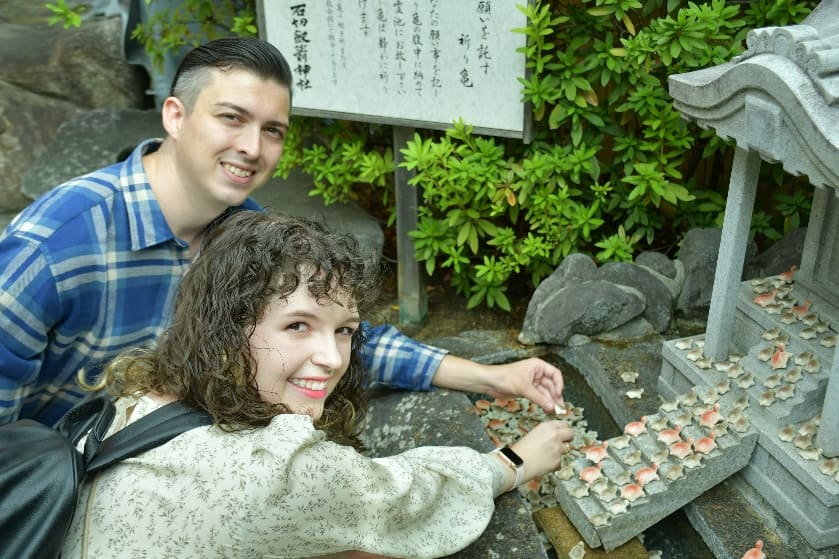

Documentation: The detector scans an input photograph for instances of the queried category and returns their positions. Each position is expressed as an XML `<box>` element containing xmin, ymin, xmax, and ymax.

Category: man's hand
<box><xmin>432</xmin><ymin>355</ymin><xmax>565</xmax><ymax>414</ymax></box>
<box><xmin>483</xmin><ymin>357</ymin><xmax>566</xmax><ymax>414</ymax></box>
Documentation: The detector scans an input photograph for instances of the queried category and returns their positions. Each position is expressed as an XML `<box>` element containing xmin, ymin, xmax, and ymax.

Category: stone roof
<box><xmin>667</xmin><ymin>1</ymin><xmax>839</xmax><ymax>190</ymax></box>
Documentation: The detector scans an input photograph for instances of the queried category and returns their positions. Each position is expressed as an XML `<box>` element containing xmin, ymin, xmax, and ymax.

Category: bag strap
<box><xmin>84</xmin><ymin>400</ymin><xmax>213</xmax><ymax>474</ymax></box>
<box><xmin>55</xmin><ymin>394</ymin><xmax>116</xmax><ymax>447</ymax></box>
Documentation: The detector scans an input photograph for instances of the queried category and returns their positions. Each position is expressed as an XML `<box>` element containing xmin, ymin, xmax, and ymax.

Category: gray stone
<box><xmin>518</xmin><ymin>253</ymin><xmax>597</xmax><ymax>345</ymax></box>
<box><xmin>0</xmin><ymin>81</ymin><xmax>81</xmax><ymax>213</ymax></box>
<box><xmin>0</xmin><ymin>0</ymin><xmax>63</xmax><ymax>24</ymax></box>
<box><xmin>567</xmin><ymin>334</ymin><xmax>592</xmax><ymax>347</ymax></box>
<box><xmin>593</xmin><ymin>316</ymin><xmax>656</xmax><ymax>342</ymax></box>
<box><xmin>363</xmin><ymin>388</ymin><xmax>548</xmax><ymax>559</ymax></box>
<box><xmin>0</xmin><ymin>12</ymin><xmax>148</xmax><ymax>212</ymax></box>
<box><xmin>596</xmin><ymin>261</ymin><xmax>673</xmax><ymax>332</ymax></box>
<box><xmin>676</xmin><ymin>228</ymin><xmax>721</xmax><ymax>316</ymax></box>
<box><xmin>253</xmin><ymin>170</ymin><xmax>384</xmax><ymax>265</ymax></box>
<box><xmin>21</xmin><ymin>108</ymin><xmax>164</xmax><ymax>200</ymax></box>
<box><xmin>636</xmin><ymin>250</ymin><xmax>677</xmax><ymax>279</ymax></box>
<box><xmin>748</xmin><ymin>227</ymin><xmax>806</xmax><ymax>279</ymax></box>
<box><xmin>526</xmin><ymin>280</ymin><xmax>645</xmax><ymax>346</ymax></box>
<box><xmin>0</xmin><ymin>17</ymin><xmax>147</xmax><ymax>110</ymax></box>
<box><xmin>640</xmin><ymin>258</ymin><xmax>685</xmax><ymax>301</ymax></box>
<box><xmin>676</xmin><ymin>228</ymin><xmax>757</xmax><ymax>316</ymax></box>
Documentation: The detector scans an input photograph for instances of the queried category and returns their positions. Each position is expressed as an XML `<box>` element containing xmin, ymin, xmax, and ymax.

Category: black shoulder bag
<box><xmin>0</xmin><ymin>395</ymin><xmax>212</xmax><ymax>559</ymax></box>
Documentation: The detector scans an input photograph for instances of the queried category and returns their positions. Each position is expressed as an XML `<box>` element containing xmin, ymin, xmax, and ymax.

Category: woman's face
<box><xmin>249</xmin><ymin>282</ymin><xmax>359</xmax><ymax>420</ymax></box>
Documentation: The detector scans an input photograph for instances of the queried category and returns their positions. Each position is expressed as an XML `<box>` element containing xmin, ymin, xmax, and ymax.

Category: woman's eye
<box><xmin>287</xmin><ymin>322</ymin><xmax>308</xmax><ymax>332</ymax></box>
<box><xmin>337</xmin><ymin>326</ymin><xmax>357</xmax><ymax>336</ymax></box>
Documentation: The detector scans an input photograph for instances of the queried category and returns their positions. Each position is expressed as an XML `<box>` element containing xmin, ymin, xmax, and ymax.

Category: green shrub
<box><xmin>50</xmin><ymin>0</ymin><xmax>818</xmax><ymax>309</ymax></box>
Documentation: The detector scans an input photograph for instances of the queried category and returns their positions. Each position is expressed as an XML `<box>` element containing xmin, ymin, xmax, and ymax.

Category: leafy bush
<box><xmin>392</xmin><ymin>0</ymin><xmax>817</xmax><ymax>308</ymax></box>
<box><xmin>49</xmin><ymin>0</ymin><xmax>818</xmax><ymax>309</ymax></box>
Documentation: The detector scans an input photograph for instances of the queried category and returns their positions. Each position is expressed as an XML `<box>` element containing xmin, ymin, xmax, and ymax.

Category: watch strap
<box><xmin>492</xmin><ymin>446</ymin><xmax>525</xmax><ymax>488</ymax></box>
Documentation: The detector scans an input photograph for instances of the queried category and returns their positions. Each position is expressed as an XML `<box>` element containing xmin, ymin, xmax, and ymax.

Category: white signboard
<box><xmin>258</xmin><ymin>0</ymin><xmax>531</xmax><ymax>139</ymax></box>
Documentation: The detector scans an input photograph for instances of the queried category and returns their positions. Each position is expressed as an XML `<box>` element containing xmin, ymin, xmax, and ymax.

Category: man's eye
<box><xmin>265</xmin><ymin>127</ymin><xmax>285</xmax><ymax>140</ymax></box>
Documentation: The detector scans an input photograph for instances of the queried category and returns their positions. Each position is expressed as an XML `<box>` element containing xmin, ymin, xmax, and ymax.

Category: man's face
<box><xmin>170</xmin><ymin>68</ymin><xmax>290</xmax><ymax>212</ymax></box>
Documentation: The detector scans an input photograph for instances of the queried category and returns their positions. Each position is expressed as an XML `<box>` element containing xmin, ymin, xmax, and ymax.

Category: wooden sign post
<box><xmin>258</xmin><ymin>0</ymin><xmax>531</xmax><ymax>323</ymax></box>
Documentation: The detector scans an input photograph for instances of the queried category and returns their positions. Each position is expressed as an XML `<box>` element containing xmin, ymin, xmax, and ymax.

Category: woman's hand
<box><xmin>492</xmin><ymin>421</ymin><xmax>573</xmax><ymax>492</ymax></box>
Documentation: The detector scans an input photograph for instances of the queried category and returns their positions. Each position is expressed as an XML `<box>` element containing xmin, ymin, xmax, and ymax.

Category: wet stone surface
<box><xmin>362</xmin><ymin>387</ymin><xmax>548</xmax><ymax>559</ymax></box>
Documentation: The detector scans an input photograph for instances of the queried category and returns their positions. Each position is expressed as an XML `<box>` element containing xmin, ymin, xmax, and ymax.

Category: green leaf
<box><xmin>467</xmin><ymin>289</ymin><xmax>486</xmax><ymax>309</ymax></box>
<box><xmin>588</xmin><ymin>7</ymin><xmax>612</xmax><ymax>17</ymax></box>
<box><xmin>571</xmin><ymin>118</ymin><xmax>583</xmax><ymax>146</ymax></box>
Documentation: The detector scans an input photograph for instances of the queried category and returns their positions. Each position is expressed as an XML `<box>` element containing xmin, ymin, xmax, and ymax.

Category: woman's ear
<box><xmin>161</xmin><ymin>96</ymin><xmax>187</xmax><ymax>139</ymax></box>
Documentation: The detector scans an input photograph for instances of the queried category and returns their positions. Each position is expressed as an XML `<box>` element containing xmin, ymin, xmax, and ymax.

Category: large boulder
<box><xmin>595</xmin><ymin>261</ymin><xmax>674</xmax><ymax>332</ymax></box>
<box><xmin>519</xmin><ymin>280</ymin><xmax>645</xmax><ymax>345</ymax></box>
<box><xmin>0</xmin><ymin>18</ymin><xmax>146</xmax><ymax>109</ymax></box>
<box><xmin>0</xmin><ymin>13</ymin><xmax>148</xmax><ymax>213</ymax></box>
<box><xmin>676</xmin><ymin>227</ymin><xmax>758</xmax><ymax>317</ymax></box>
<box><xmin>518</xmin><ymin>253</ymin><xmax>597</xmax><ymax>344</ymax></box>
<box><xmin>21</xmin><ymin>108</ymin><xmax>163</xmax><ymax>200</ymax></box>
<box><xmin>0</xmin><ymin>81</ymin><xmax>81</xmax><ymax>211</ymax></box>
<box><xmin>747</xmin><ymin>227</ymin><xmax>807</xmax><ymax>278</ymax></box>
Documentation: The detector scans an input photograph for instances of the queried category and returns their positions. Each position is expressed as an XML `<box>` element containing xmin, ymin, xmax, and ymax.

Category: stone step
<box><xmin>735</xmin><ymin>281</ymin><xmax>836</xmax><ymax>363</ymax></box>
<box><xmin>658</xmin><ymin>274</ymin><xmax>839</xmax><ymax>550</ymax></box>
<box><xmin>552</xmin><ymin>389</ymin><xmax>758</xmax><ymax>551</ymax></box>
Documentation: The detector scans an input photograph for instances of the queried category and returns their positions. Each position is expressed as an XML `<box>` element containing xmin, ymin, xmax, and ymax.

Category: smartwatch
<box><xmin>492</xmin><ymin>446</ymin><xmax>525</xmax><ymax>488</ymax></box>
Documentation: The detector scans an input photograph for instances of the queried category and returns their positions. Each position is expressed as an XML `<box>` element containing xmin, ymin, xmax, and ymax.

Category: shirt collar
<box><xmin>120</xmin><ymin>139</ymin><xmax>186</xmax><ymax>251</ymax></box>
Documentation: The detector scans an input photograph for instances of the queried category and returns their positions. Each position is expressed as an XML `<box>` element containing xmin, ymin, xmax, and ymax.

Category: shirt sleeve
<box><xmin>360</xmin><ymin>323</ymin><xmax>448</xmax><ymax>391</ymax></box>
<box><xmin>244</xmin><ymin>419</ymin><xmax>499</xmax><ymax>558</ymax></box>
<box><xmin>0</xmin><ymin>235</ymin><xmax>58</xmax><ymax>424</ymax></box>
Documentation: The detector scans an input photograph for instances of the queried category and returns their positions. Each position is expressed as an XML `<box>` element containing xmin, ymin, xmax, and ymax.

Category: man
<box><xmin>0</xmin><ymin>37</ymin><xmax>564</xmax><ymax>426</ymax></box>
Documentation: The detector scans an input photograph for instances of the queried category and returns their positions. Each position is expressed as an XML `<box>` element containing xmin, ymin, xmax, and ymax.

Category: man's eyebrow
<box><xmin>214</xmin><ymin>101</ymin><xmax>288</xmax><ymax>129</ymax></box>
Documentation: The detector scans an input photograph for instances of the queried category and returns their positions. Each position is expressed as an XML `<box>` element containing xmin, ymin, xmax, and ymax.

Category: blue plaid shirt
<box><xmin>0</xmin><ymin>140</ymin><xmax>446</xmax><ymax>426</ymax></box>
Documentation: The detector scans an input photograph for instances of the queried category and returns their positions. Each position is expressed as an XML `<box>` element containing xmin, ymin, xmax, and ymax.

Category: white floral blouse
<box><xmin>61</xmin><ymin>396</ymin><xmax>504</xmax><ymax>558</ymax></box>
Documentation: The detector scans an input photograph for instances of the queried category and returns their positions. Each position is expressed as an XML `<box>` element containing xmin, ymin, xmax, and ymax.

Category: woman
<box><xmin>62</xmin><ymin>210</ymin><xmax>573</xmax><ymax>558</ymax></box>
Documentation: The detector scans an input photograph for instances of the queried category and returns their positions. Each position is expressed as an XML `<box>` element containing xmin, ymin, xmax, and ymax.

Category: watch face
<box><xmin>500</xmin><ymin>446</ymin><xmax>524</xmax><ymax>466</ymax></box>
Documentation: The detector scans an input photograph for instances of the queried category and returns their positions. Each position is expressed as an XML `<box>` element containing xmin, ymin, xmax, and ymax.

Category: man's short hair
<box><xmin>170</xmin><ymin>37</ymin><xmax>293</xmax><ymax>110</ymax></box>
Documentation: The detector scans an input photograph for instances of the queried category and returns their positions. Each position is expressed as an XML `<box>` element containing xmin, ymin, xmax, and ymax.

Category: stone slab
<box><xmin>684</xmin><ymin>478</ymin><xmax>802</xmax><ymax>559</ymax></box>
<box><xmin>553</xmin><ymin>392</ymin><xmax>758</xmax><ymax>551</ymax></box>
<box><xmin>558</xmin><ymin>337</ymin><xmax>670</xmax><ymax>429</ymax></box>
<box><xmin>363</xmin><ymin>387</ymin><xmax>548</xmax><ymax>559</ymax></box>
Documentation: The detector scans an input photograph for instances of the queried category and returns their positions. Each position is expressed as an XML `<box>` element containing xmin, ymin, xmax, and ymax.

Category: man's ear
<box><xmin>161</xmin><ymin>96</ymin><xmax>187</xmax><ymax>139</ymax></box>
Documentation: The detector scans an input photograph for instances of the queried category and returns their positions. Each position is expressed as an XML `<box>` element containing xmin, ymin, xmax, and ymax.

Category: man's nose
<box><xmin>236</xmin><ymin>126</ymin><xmax>261</xmax><ymax>159</ymax></box>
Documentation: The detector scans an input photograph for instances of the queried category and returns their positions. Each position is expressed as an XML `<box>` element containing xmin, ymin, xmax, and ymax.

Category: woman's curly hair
<box><xmin>94</xmin><ymin>210</ymin><xmax>381</xmax><ymax>448</ymax></box>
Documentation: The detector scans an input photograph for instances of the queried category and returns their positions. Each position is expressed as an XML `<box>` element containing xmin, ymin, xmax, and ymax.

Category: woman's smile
<box><xmin>287</xmin><ymin>377</ymin><xmax>330</xmax><ymax>399</ymax></box>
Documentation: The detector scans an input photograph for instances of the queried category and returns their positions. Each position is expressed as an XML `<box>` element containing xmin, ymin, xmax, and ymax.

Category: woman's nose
<box><xmin>311</xmin><ymin>335</ymin><xmax>343</xmax><ymax>370</ymax></box>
